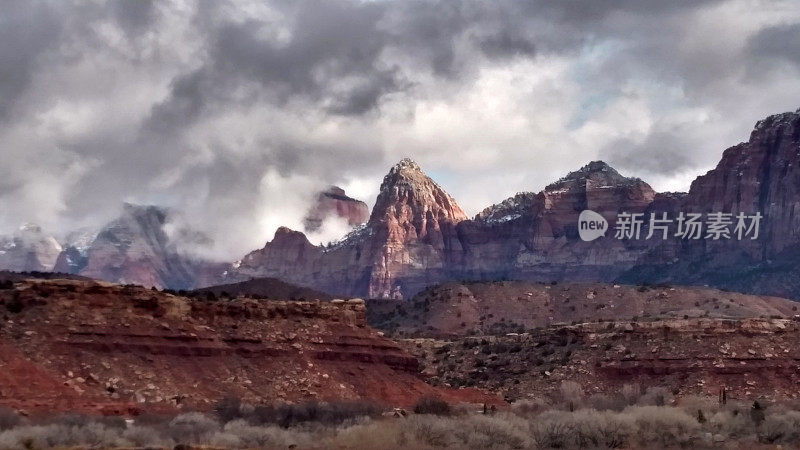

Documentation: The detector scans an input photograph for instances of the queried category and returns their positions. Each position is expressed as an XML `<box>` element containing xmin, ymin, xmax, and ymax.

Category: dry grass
<box><xmin>3</xmin><ymin>393</ymin><xmax>800</xmax><ymax>448</ymax></box>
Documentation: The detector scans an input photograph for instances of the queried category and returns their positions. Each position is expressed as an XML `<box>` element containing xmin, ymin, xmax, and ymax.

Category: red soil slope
<box><xmin>0</xmin><ymin>279</ymin><xmax>499</xmax><ymax>414</ymax></box>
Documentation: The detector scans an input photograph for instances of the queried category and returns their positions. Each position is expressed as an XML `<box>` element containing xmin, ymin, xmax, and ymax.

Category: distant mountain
<box><xmin>55</xmin><ymin>204</ymin><xmax>225</xmax><ymax>289</ymax></box>
<box><xmin>25</xmin><ymin>108</ymin><xmax>800</xmax><ymax>300</ymax></box>
<box><xmin>0</xmin><ymin>224</ymin><xmax>62</xmax><ymax>272</ymax></box>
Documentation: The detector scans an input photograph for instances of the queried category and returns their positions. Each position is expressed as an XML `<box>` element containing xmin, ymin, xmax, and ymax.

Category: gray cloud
<box><xmin>0</xmin><ymin>0</ymin><xmax>798</xmax><ymax>259</ymax></box>
<box><xmin>746</xmin><ymin>23</ymin><xmax>800</xmax><ymax>68</ymax></box>
<box><xmin>599</xmin><ymin>130</ymin><xmax>695</xmax><ymax>178</ymax></box>
<box><xmin>0</xmin><ymin>1</ymin><xmax>62</xmax><ymax>120</ymax></box>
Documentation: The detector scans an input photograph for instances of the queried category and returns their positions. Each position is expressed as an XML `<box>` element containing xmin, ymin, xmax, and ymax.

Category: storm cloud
<box><xmin>0</xmin><ymin>0</ymin><xmax>798</xmax><ymax>259</ymax></box>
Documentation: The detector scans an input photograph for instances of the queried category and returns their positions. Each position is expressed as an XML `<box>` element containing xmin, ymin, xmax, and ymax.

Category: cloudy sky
<box><xmin>1</xmin><ymin>0</ymin><xmax>799</xmax><ymax>259</ymax></box>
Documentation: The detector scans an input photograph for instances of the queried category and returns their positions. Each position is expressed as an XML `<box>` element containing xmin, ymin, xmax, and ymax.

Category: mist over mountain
<box><xmin>1</xmin><ymin>0</ymin><xmax>799</xmax><ymax>262</ymax></box>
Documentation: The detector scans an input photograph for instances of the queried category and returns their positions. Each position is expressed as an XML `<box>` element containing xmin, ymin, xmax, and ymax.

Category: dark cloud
<box><xmin>145</xmin><ymin>69</ymin><xmax>211</xmax><ymax>135</ymax></box>
<box><xmin>0</xmin><ymin>0</ymin><xmax>798</xmax><ymax>258</ymax></box>
<box><xmin>599</xmin><ymin>130</ymin><xmax>696</xmax><ymax>179</ymax></box>
<box><xmin>746</xmin><ymin>23</ymin><xmax>800</xmax><ymax>68</ymax></box>
<box><xmin>0</xmin><ymin>1</ymin><xmax>62</xmax><ymax>120</ymax></box>
<box><xmin>475</xmin><ymin>30</ymin><xmax>537</xmax><ymax>60</ymax></box>
<box><xmin>109</xmin><ymin>0</ymin><xmax>156</xmax><ymax>33</ymax></box>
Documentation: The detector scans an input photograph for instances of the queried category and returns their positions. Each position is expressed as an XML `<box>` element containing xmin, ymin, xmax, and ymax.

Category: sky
<box><xmin>1</xmin><ymin>0</ymin><xmax>799</xmax><ymax>260</ymax></box>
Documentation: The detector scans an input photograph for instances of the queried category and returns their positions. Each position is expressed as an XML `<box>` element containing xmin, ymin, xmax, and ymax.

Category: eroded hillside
<box><xmin>0</xmin><ymin>278</ymin><xmax>499</xmax><ymax>414</ymax></box>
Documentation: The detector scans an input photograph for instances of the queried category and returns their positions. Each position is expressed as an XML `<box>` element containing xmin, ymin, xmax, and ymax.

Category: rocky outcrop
<box><xmin>404</xmin><ymin>317</ymin><xmax>800</xmax><ymax>402</ymax></box>
<box><xmin>370</xmin><ymin>281</ymin><xmax>799</xmax><ymax>336</ymax></box>
<box><xmin>52</xmin><ymin>229</ymin><xmax>96</xmax><ymax>274</ymax></box>
<box><xmin>231</xmin><ymin>159</ymin><xmax>470</xmax><ymax>299</ymax></box>
<box><xmin>458</xmin><ymin>161</ymin><xmax>656</xmax><ymax>283</ymax></box>
<box><xmin>303</xmin><ymin>186</ymin><xmax>369</xmax><ymax>232</ymax></box>
<box><xmin>0</xmin><ymin>278</ymin><xmax>499</xmax><ymax>412</ymax></box>
<box><xmin>0</xmin><ymin>224</ymin><xmax>62</xmax><ymax>272</ymax></box>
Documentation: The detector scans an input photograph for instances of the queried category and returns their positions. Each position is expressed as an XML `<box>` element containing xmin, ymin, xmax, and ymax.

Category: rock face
<box><xmin>0</xmin><ymin>224</ymin><xmax>62</xmax><ymax>272</ymax></box>
<box><xmin>228</xmin><ymin>108</ymin><xmax>800</xmax><ymax>300</ymax></box>
<box><xmin>233</xmin><ymin>158</ymin><xmax>469</xmax><ymax>299</ymax></box>
<box><xmin>34</xmin><ymin>108</ymin><xmax>800</xmax><ymax>299</ymax></box>
<box><xmin>52</xmin><ymin>229</ymin><xmax>96</xmax><ymax>274</ymax></box>
<box><xmin>58</xmin><ymin>204</ymin><xmax>223</xmax><ymax>290</ymax></box>
<box><xmin>404</xmin><ymin>317</ymin><xmax>800</xmax><ymax>402</ymax></box>
<box><xmin>619</xmin><ymin>108</ymin><xmax>800</xmax><ymax>297</ymax></box>
<box><xmin>460</xmin><ymin>161</ymin><xmax>656</xmax><ymax>283</ymax></box>
<box><xmin>0</xmin><ymin>278</ymin><xmax>499</xmax><ymax>412</ymax></box>
<box><xmin>303</xmin><ymin>186</ymin><xmax>369</xmax><ymax>232</ymax></box>
<box><xmin>370</xmin><ymin>281</ymin><xmax>799</xmax><ymax>336</ymax></box>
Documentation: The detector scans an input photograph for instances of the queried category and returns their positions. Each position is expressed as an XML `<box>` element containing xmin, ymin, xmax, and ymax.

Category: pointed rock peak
<box><xmin>546</xmin><ymin>160</ymin><xmax>644</xmax><ymax>192</ymax></box>
<box><xmin>389</xmin><ymin>158</ymin><xmax>423</xmax><ymax>176</ymax></box>
<box><xmin>570</xmin><ymin>160</ymin><xmax>621</xmax><ymax>178</ymax></box>
<box><xmin>122</xmin><ymin>202</ymin><xmax>168</xmax><ymax>223</ymax></box>
<box><xmin>370</xmin><ymin>158</ymin><xmax>467</xmax><ymax>227</ymax></box>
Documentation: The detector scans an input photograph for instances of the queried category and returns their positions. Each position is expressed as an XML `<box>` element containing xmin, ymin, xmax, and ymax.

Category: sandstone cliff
<box><xmin>303</xmin><ymin>186</ymin><xmax>369</xmax><ymax>232</ymax></box>
<box><xmin>228</xmin><ymin>108</ymin><xmax>800</xmax><ymax>300</ymax></box>
<box><xmin>232</xmin><ymin>158</ymin><xmax>469</xmax><ymax>299</ymax></box>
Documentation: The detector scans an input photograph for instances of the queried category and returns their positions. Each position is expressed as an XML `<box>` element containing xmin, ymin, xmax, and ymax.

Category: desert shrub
<box><xmin>624</xmin><ymin>405</ymin><xmax>700</xmax><ymax>447</ymax></box>
<box><xmin>621</xmin><ymin>383</ymin><xmax>641</xmax><ymax>406</ymax></box>
<box><xmin>559</xmin><ymin>381</ymin><xmax>583</xmax><ymax>411</ymax></box>
<box><xmin>0</xmin><ymin>423</ymin><xmax>127</xmax><ymax>449</ymax></box>
<box><xmin>250</xmin><ymin>401</ymin><xmax>381</xmax><ymax>427</ymax></box>
<box><xmin>587</xmin><ymin>393</ymin><xmax>628</xmax><ymax>412</ymax></box>
<box><xmin>454</xmin><ymin>413</ymin><xmax>529</xmax><ymax>449</ymax></box>
<box><xmin>531</xmin><ymin>409</ymin><xmax>632</xmax><ymax>448</ymax></box>
<box><xmin>531</xmin><ymin>414</ymin><xmax>572</xmax><ymax>448</ymax></box>
<box><xmin>168</xmin><ymin>412</ymin><xmax>220</xmax><ymax>444</ymax></box>
<box><xmin>0</xmin><ymin>407</ymin><xmax>21</xmax><ymax>431</ymax></box>
<box><xmin>0</xmin><ymin>424</ymin><xmax>61</xmax><ymax>449</ymax></box>
<box><xmin>121</xmin><ymin>425</ymin><xmax>166</xmax><ymax>447</ymax></box>
<box><xmin>759</xmin><ymin>410</ymin><xmax>800</xmax><ymax>444</ymax></box>
<box><xmin>214</xmin><ymin>419</ymin><xmax>316</xmax><ymax>448</ymax></box>
<box><xmin>413</xmin><ymin>396</ymin><xmax>452</xmax><ymax>416</ymax></box>
<box><xmin>709</xmin><ymin>409</ymin><xmax>753</xmax><ymax>439</ymax></box>
<box><xmin>679</xmin><ymin>395</ymin><xmax>720</xmax><ymax>417</ymax></box>
<box><xmin>512</xmin><ymin>398</ymin><xmax>550</xmax><ymax>416</ymax></box>
<box><xmin>404</xmin><ymin>415</ymin><xmax>458</xmax><ymax>447</ymax></box>
<box><xmin>329</xmin><ymin>420</ymin><xmax>408</xmax><ymax>449</ymax></box>
<box><xmin>751</xmin><ymin>401</ymin><xmax>766</xmax><ymax>426</ymax></box>
<box><xmin>213</xmin><ymin>396</ymin><xmax>243</xmax><ymax>423</ymax></box>
<box><xmin>638</xmin><ymin>386</ymin><xmax>674</xmax><ymax>407</ymax></box>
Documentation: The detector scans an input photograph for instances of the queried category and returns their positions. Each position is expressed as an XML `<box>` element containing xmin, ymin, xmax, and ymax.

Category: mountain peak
<box><xmin>546</xmin><ymin>160</ymin><xmax>642</xmax><ymax>192</ymax></box>
<box><xmin>389</xmin><ymin>158</ymin><xmax>423</xmax><ymax>176</ymax></box>
<box><xmin>369</xmin><ymin>158</ymin><xmax>467</xmax><ymax>229</ymax></box>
